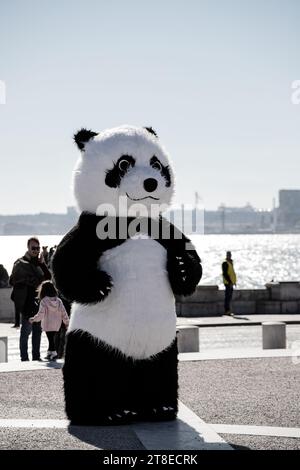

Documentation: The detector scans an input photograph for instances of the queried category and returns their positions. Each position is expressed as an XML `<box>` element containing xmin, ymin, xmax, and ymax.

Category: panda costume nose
<box><xmin>143</xmin><ymin>178</ymin><xmax>158</xmax><ymax>192</ymax></box>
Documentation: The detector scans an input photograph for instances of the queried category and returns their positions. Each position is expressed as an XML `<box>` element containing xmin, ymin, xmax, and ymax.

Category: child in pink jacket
<box><xmin>29</xmin><ymin>280</ymin><xmax>69</xmax><ymax>361</ymax></box>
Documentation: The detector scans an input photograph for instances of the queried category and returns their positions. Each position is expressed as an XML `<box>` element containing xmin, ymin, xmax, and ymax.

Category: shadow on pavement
<box><xmin>231</xmin><ymin>315</ymin><xmax>250</xmax><ymax>321</ymax></box>
<box><xmin>43</xmin><ymin>361</ymin><xmax>63</xmax><ymax>369</ymax></box>
<box><xmin>68</xmin><ymin>424</ymin><xmax>145</xmax><ymax>450</ymax></box>
<box><xmin>227</xmin><ymin>443</ymin><xmax>251</xmax><ymax>450</ymax></box>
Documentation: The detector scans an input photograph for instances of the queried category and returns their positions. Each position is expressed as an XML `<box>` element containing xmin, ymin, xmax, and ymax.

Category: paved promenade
<box><xmin>177</xmin><ymin>313</ymin><xmax>300</xmax><ymax>327</ymax></box>
<box><xmin>0</xmin><ymin>317</ymin><xmax>300</xmax><ymax>450</ymax></box>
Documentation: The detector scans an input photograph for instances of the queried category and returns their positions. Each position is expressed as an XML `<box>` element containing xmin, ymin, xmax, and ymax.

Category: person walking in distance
<box><xmin>29</xmin><ymin>280</ymin><xmax>69</xmax><ymax>361</ymax></box>
<box><xmin>10</xmin><ymin>237</ymin><xmax>51</xmax><ymax>360</ymax></box>
<box><xmin>222</xmin><ymin>251</ymin><xmax>237</xmax><ymax>316</ymax></box>
<box><xmin>0</xmin><ymin>264</ymin><xmax>9</xmax><ymax>288</ymax></box>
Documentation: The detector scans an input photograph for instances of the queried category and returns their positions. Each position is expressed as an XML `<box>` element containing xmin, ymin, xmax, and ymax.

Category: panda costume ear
<box><xmin>144</xmin><ymin>127</ymin><xmax>158</xmax><ymax>138</ymax></box>
<box><xmin>74</xmin><ymin>128</ymin><xmax>98</xmax><ymax>150</ymax></box>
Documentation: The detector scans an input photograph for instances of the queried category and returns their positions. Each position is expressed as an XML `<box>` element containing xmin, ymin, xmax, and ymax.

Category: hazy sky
<box><xmin>0</xmin><ymin>0</ymin><xmax>300</xmax><ymax>214</ymax></box>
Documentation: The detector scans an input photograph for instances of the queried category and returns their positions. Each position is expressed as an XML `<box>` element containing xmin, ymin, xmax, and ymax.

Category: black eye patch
<box><xmin>150</xmin><ymin>156</ymin><xmax>171</xmax><ymax>187</ymax></box>
<box><xmin>105</xmin><ymin>155</ymin><xmax>135</xmax><ymax>188</ymax></box>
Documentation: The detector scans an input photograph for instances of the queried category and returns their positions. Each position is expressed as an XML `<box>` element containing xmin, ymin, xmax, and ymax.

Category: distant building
<box><xmin>278</xmin><ymin>190</ymin><xmax>300</xmax><ymax>230</ymax></box>
<box><xmin>0</xmin><ymin>207</ymin><xmax>78</xmax><ymax>235</ymax></box>
<box><xmin>204</xmin><ymin>203</ymin><xmax>273</xmax><ymax>234</ymax></box>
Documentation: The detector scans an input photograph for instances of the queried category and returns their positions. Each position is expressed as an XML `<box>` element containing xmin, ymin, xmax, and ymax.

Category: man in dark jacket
<box><xmin>10</xmin><ymin>237</ymin><xmax>51</xmax><ymax>361</ymax></box>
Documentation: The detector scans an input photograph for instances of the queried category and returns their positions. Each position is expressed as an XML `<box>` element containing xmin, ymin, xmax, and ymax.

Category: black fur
<box><xmin>144</xmin><ymin>126</ymin><xmax>158</xmax><ymax>137</ymax></box>
<box><xmin>52</xmin><ymin>213</ymin><xmax>126</xmax><ymax>303</ymax></box>
<box><xmin>156</xmin><ymin>217</ymin><xmax>202</xmax><ymax>296</ymax></box>
<box><xmin>52</xmin><ymin>213</ymin><xmax>202</xmax><ymax>303</ymax></box>
<box><xmin>64</xmin><ymin>331</ymin><xmax>178</xmax><ymax>425</ymax></box>
<box><xmin>105</xmin><ymin>155</ymin><xmax>136</xmax><ymax>188</ymax></box>
<box><xmin>74</xmin><ymin>128</ymin><xmax>98</xmax><ymax>150</ymax></box>
<box><xmin>150</xmin><ymin>156</ymin><xmax>171</xmax><ymax>187</ymax></box>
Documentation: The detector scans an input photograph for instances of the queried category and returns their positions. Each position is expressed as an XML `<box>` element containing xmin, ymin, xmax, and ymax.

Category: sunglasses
<box><xmin>30</xmin><ymin>246</ymin><xmax>40</xmax><ymax>251</ymax></box>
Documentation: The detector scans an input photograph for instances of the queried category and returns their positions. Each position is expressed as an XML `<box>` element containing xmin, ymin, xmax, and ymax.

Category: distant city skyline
<box><xmin>1</xmin><ymin>0</ymin><xmax>300</xmax><ymax>214</ymax></box>
<box><xmin>0</xmin><ymin>187</ymin><xmax>297</xmax><ymax>217</ymax></box>
<box><xmin>1</xmin><ymin>188</ymin><xmax>299</xmax><ymax>230</ymax></box>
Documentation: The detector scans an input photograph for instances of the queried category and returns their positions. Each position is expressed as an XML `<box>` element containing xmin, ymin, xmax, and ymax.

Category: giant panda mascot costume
<box><xmin>52</xmin><ymin>125</ymin><xmax>202</xmax><ymax>425</ymax></box>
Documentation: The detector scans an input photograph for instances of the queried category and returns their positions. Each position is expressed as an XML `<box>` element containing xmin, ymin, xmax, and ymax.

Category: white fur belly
<box><xmin>68</xmin><ymin>237</ymin><xmax>176</xmax><ymax>359</ymax></box>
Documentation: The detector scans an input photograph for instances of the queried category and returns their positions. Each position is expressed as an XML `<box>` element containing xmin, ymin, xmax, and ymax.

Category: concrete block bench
<box><xmin>176</xmin><ymin>325</ymin><xmax>199</xmax><ymax>353</ymax></box>
<box><xmin>0</xmin><ymin>337</ymin><xmax>8</xmax><ymax>363</ymax></box>
<box><xmin>262</xmin><ymin>322</ymin><xmax>286</xmax><ymax>349</ymax></box>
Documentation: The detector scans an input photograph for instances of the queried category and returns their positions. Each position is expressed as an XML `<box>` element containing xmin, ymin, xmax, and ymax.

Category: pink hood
<box><xmin>31</xmin><ymin>296</ymin><xmax>69</xmax><ymax>332</ymax></box>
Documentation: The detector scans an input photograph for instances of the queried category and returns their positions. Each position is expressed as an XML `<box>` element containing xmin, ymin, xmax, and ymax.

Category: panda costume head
<box><xmin>73</xmin><ymin>125</ymin><xmax>174</xmax><ymax>217</ymax></box>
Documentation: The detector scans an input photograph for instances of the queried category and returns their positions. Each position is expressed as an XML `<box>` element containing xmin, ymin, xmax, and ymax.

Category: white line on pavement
<box><xmin>0</xmin><ymin>360</ymin><xmax>63</xmax><ymax>372</ymax></box>
<box><xmin>209</xmin><ymin>424</ymin><xmax>300</xmax><ymax>438</ymax></box>
<box><xmin>0</xmin><ymin>419</ymin><xmax>69</xmax><ymax>428</ymax></box>
<box><xmin>179</xmin><ymin>348</ymin><xmax>298</xmax><ymax>361</ymax></box>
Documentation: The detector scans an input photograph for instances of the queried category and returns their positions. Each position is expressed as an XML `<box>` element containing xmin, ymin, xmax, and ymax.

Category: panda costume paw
<box><xmin>96</xmin><ymin>271</ymin><xmax>114</xmax><ymax>301</ymax></box>
<box><xmin>167</xmin><ymin>251</ymin><xmax>202</xmax><ymax>297</ymax></box>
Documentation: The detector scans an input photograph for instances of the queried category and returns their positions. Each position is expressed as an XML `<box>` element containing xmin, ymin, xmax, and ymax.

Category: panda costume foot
<box><xmin>138</xmin><ymin>406</ymin><xmax>177</xmax><ymax>422</ymax></box>
<box><xmin>70</xmin><ymin>410</ymin><xmax>138</xmax><ymax>426</ymax></box>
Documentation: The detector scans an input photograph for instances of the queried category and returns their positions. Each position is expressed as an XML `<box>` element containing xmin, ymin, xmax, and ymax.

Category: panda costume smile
<box><xmin>52</xmin><ymin>125</ymin><xmax>202</xmax><ymax>425</ymax></box>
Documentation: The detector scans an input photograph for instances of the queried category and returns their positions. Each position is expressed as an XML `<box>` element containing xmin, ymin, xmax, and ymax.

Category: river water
<box><xmin>1</xmin><ymin>233</ymin><xmax>300</xmax><ymax>289</ymax></box>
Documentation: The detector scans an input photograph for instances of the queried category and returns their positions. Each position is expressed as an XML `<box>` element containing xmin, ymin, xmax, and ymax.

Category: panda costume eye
<box><xmin>150</xmin><ymin>155</ymin><xmax>171</xmax><ymax>187</ymax></box>
<box><xmin>150</xmin><ymin>156</ymin><xmax>163</xmax><ymax>172</ymax></box>
<box><xmin>105</xmin><ymin>155</ymin><xmax>135</xmax><ymax>188</ymax></box>
<box><xmin>118</xmin><ymin>159</ymin><xmax>131</xmax><ymax>172</ymax></box>
<box><xmin>152</xmin><ymin>161</ymin><xmax>162</xmax><ymax>171</ymax></box>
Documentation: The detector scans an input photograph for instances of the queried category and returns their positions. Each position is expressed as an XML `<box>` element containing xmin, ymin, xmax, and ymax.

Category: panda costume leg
<box><xmin>63</xmin><ymin>331</ymin><xmax>178</xmax><ymax>425</ymax></box>
<box><xmin>133</xmin><ymin>339</ymin><xmax>178</xmax><ymax>421</ymax></box>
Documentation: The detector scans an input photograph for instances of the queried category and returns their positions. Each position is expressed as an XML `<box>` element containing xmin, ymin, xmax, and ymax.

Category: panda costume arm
<box><xmin>157</xmin><ymin>217</ymin><xmax>202</xmax><ymax>297</ymax></box>
<box><xmin>52</xmin><ymin>213</ymin><xmax>114</xmax><ymax>304</ymax></box>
